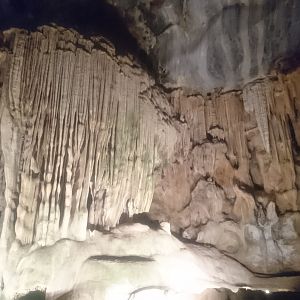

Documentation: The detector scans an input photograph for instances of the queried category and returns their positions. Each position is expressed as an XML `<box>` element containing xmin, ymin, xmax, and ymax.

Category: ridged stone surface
<box><xmin>0</xmin><ymin>26</ymin><xmax>179</xmax><ymax>248</ymax></box>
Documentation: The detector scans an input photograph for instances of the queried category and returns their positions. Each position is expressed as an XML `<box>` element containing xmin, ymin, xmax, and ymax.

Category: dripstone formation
<box><xmin>152</xmin><ymin>71</ymin><xmax>300</xmax><ymax>275</ymax></box>
<box><xmin>0</xmin><ymin>3</ymin><xmax>300</xmax><ymax>299</ymax></box>
<box><xmin>0</xmin><ymin>26</ymin><xmax>178</xmax><ymax>248</ymax></box>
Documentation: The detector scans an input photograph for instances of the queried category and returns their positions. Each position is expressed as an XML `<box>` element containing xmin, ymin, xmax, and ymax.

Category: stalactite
<box><xmin>0</xmin><ymin>26</ymin><xmax>178</xmax><ymax>246</ymax></box>
<box><xmin>152</xmin><ymin>69</ymin><xmax>300</xmax><ymax>274</ymax></box>
<box><xmin>243</xmin><ymin>80</ymin><xmax>270</xmax><ymax>153</ymax></box>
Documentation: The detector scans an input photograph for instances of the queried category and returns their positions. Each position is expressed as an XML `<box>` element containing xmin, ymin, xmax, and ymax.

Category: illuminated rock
<box><xmin>1</xmin><ymin>20</ymin><xmax>300</xmax><ymax>300</ymax></box>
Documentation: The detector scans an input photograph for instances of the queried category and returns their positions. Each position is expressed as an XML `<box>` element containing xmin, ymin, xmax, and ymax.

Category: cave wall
<box><xmin>1</xmin><ymin>22</ymin><xmax>300</xmax><ymax>299</ymax></box>
<box><xmin>151</xmin><ymin>69</ymin><xmax>300</xmax><ymax>274</ymax></box>
<box><xmin>0</xmin><ymin>25</ymin><xmax>179</xmax><ymax>248</ymax></box>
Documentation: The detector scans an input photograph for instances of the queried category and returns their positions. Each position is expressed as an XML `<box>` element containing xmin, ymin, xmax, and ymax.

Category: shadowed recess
<box><xmin>0</xmin><ymin>0</ymin><xmax>153</xmax><ymax>70</ymax></box>
<box><xmin>17</xmin><ymin>291</ymin><xmax>45</xmax><ymax>300</ymax></box>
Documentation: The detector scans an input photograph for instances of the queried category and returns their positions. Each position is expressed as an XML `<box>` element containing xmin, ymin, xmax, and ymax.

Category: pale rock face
<box><xmin>0</xmin><ymin>26</ymin><xmax>179</xmax><ymax>249</ymax></box>
<box><xmin>0</xmin><ymin>25</ymin><xmax>182</xmax><ymax>298</ymax></box>
<box><xmin>2</xmin><ymin>224</ymin><xmax>300</xmax><ymax>300</ymax></box>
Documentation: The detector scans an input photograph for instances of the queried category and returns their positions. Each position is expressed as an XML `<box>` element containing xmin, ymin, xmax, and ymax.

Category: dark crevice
<box><xmin>123</xmin><ymin>212</ymin><xmax>161</xmax><ymax>230</ymax></box>
<box><xmin>273</xmin><ymin>52</ymin><xmax>300</xmax><ymax>74</ymax></box>
<box><xmin>288</xmin><ymin>117</ymin><xmax>300</xmax><ymax>154</ymax></box>
<box><xmin>233</xmin><ymin>177</ymin><xmax>259</xmax><ymax>195</ymax></box>
<box><xmin>17</xmin><ymin>290</ymin><xmax>45</xmax><ymax>300</ymax></box>
<box><xmin>89</xmin><ymin>255</ymin><xmax>154</xmax><ymax>263</ymax></box>
<box><xmin>86</xmin><ymin>187</ymin><xmax>93</xmax><ymax>229</ymax></box>
<box><xmin>227</xmin><ymin>289</ymin><xmax>300</xmax><ymax>300</ymax></box>
<box><xmin>155</xmin><ymin>22</ymin><xmax>178</xmax><ymax>37</ymax></box>
<box><xmin>128</xmin><ymin>286</ymin><xmax>169</xmax><ymax>300</ymax></box>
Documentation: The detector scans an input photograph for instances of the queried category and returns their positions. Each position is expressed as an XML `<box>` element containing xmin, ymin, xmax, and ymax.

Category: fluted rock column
<box><xmin>0</xmin><ymin>26</ymin><xmax>179</xmax><ymax>249</ymax></box>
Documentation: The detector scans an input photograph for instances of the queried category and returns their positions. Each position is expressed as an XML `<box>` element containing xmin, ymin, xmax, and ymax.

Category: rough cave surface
<box><xmin>108</xmin><ymin>0</ymin><xmax>300</xmax><ymax>92</ymax></box>
<box><xmin>1</xmin><ymin>1</ymin><xmax>300</xmax><ymax>299</ymax></box>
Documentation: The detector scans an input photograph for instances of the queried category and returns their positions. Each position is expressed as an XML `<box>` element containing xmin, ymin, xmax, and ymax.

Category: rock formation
<box><xmin>1</xmin><ymin>1</ymin><xmax>300</xmax><ymax>299</ymax></box>
<box><xmin>108</xmin><ymin>0</ymin><xmax>300</xmax><ymax>91</ymax></box>
<box><xmin>3</xmin><ymin>223</ymin><xmax>300</xmax><ymax>300</ymax></box>
<box><xmin>0</xmin><ymin>25</ymin><xmax>178</xmax><ymax>248</ymax></box>
<box><xmin>152</xmin><ymin>70</ymin><xmax>300</xmax><ymax>275</ymax></box>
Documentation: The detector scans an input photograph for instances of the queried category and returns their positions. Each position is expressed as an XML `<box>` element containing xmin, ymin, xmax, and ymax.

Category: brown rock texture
<box><xmin>151</xmin><ymin>70</ymin><xmax>300</xmax><ymax>274</ymax></box>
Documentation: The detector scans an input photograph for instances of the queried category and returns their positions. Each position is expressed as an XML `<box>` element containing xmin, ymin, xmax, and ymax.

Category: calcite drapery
<box><xmin>0</xmin><ymin>26</ymin><xmax>178</xmax><ymax>247</ymax></box>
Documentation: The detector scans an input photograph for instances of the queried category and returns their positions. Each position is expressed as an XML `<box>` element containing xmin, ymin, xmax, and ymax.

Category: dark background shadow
<box><xmin>0</xmin><ymin>0</ymin><xmax>152</xmax><ymax>68</ymax></box>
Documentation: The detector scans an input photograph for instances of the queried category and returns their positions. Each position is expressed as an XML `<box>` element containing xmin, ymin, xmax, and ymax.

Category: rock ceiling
<box><xmin>0</xmin><ymin>1</ymin><xmax>300</xmax><ymax>300</ymax></box>
<box><xmin>108</xmin><ymin>0</ymin><xmax>300</xmax><ymax>91</ymax></box>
